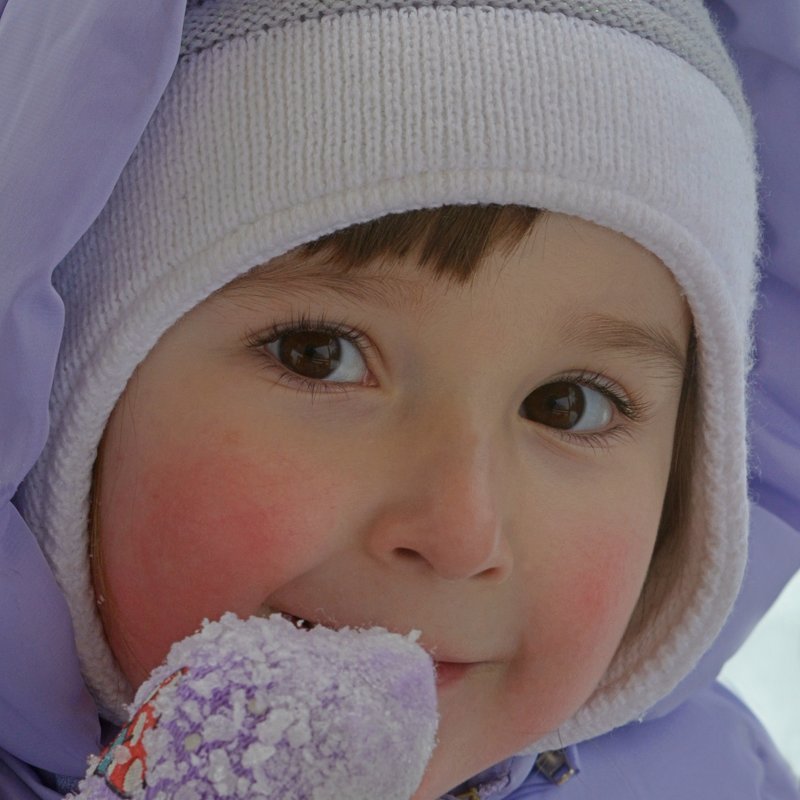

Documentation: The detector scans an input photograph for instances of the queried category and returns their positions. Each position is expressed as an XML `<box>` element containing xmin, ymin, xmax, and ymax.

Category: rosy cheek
<box><xmin>99</xmin><ymin>441</ymin><xmax>340</xmax><ymax>684</ymax></box>
<box><xmin>570</xmin><ymin>535</ymin><xmax>648</xmax><ymax>633</ymax></box>
<box><xmin>508</xmin><ymin>520</ymin><xmax>655</xmax><ymax>732</ymax></box>
<box><xmin>574</xmin><ymin>526</ymin><xmax>653</xmax><ymax>642</ymax></box>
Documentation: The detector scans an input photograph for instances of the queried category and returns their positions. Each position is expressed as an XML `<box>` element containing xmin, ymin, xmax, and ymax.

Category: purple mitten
<box><xmin>71</xmin><ymin>613</ymin><xmax>439</xmax><ymax>799</ymax></box>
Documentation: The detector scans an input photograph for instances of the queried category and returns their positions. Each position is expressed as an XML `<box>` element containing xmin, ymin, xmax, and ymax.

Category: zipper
<box><xmin>534</xmin><ymin>749</ymin><xmax>577</xmax><ymax>786</ymax></box>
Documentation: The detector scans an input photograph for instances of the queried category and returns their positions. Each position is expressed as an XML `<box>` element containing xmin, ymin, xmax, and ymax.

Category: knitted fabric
<box><xmin>70</xmin><ymin>614</ymin><xmax>438</xmax><ymax>799</ymax></box>
<box><xmin>17</xmin><ymin>0</ymin><xmax>760</xmax><ymax>755</ymax></box>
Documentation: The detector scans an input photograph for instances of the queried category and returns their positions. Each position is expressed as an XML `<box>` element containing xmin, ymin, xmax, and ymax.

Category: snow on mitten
<box><xmin>70</xmin><ymin>612</ymin><xmax>438</xmax><ymax>799</ymax></box>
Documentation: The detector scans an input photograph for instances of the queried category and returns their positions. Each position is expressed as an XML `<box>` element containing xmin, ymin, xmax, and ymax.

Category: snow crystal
<box><xmin>254</xmin><ymin>708</ymin><xmax>294</xmax><ymax>746</ymax></box>
<box><xmin>241</xmin><ymin>742</ymin><xmax>277</xmax><ymax>768</ymax></box>
<box><xmin>202</xmin><ymin>713</ymin><xmax>237</xmax><ymax>743</ymax></box>
<box><xmin>208</xmin><ymin>749</ymin><xmax>237</xmax><ymax>795</ymax></box>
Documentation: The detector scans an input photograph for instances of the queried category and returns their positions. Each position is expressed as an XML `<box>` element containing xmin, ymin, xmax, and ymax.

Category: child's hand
<box><xmin>70</xmin><ymin>613</ymin><xmax>438</xmax><ymax>799</ymax></box>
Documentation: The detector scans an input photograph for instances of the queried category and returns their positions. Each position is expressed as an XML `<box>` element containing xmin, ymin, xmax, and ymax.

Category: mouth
<box><xmin>258</xmin><ymin>604</ymin><xmax>483</xmax><ymax>686</ymax></box>
<box><xmin>257</xmin><ymin>603</ymin><xmax>335</xmax><ymax>632</ymax></box>
<box><xmin>282</xmin><ymin>613</ymin><xmax>318</xmax><ymax>630</ymax></box>
<box><xmin>268</xmin><ymin>609</ymin><xmax>321</xmax><ymax>630</ymax></box>
<box><xmin>432</xmin><ymin>660</ymin><xmax>476</xmax><ymax>688</ymax></box>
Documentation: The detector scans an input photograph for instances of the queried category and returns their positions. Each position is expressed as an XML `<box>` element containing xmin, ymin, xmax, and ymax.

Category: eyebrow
<box><xmin>557</xmin><ymin>312</ymin><xmax>687</xmax><ymax>380</ymax></box>
<box><xmin>220</xmin><ymin>259</ymin><xmax>688</xmax><ymax>378</ymax></box>
<box><xmin>216</xmin><ymin>254</ymin><xmax>440</xmax><ymax>313</ymax></box>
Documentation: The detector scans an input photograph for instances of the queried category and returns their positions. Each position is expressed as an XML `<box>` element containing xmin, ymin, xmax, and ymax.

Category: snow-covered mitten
<box><xmin>70</xmin><ymin>612</ymin><xmax>438</xmax><ymax>799</ymax></box>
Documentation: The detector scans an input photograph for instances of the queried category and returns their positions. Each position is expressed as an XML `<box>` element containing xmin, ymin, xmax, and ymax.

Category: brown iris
<box><xmin>278</xmin><ymin>330</ymin><xmax>342</xmax><ymax>380</ymax></box>
<box><xmin>521</xmin><ymin>381</ymin><xmax>586</xmax><ymax>430</ymax></box>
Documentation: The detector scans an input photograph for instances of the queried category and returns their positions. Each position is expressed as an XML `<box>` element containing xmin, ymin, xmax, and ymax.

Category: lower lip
<box><xmin>434</xmin><ymin>661</ymin><xmax>473</xmax><ymax>687</ymax></box>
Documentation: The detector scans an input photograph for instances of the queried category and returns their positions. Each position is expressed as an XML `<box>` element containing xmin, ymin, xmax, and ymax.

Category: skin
<box><xmin>94</xmin><ymin>212</ymin><xmax>691</xmax><ymax>798</ymax></box>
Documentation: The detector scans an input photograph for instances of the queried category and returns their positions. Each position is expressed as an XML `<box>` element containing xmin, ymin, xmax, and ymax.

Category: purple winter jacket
<box><xmin>0</xmin><ymin>2</ymin><xmax>798</xmax><ymax>798</ymax></box>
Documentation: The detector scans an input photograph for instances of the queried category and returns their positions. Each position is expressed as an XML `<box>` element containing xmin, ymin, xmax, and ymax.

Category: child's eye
<box><xmin>521</xmin><ymin>380</ymin><xmax>613</xmax><ymax>432</ymax></box>
<box><xmin>264</xmin><ymin>327</ymin><xmax>368</xmax><ymax>384</ymax></box>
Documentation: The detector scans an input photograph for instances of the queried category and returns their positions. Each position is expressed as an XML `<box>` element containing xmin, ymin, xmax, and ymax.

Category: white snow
<box><xmin>719</xmin><ymin>568</ymin><xmax>800</xmax><ymax>778</ymax></box>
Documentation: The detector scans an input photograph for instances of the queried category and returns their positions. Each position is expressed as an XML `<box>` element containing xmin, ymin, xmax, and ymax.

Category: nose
<box><xmin>365</xmin><ymin>422</ymin><xmax>513</xmax><ymax>583</ymax></box>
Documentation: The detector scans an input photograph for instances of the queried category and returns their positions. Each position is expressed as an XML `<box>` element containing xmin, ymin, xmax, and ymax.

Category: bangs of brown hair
<box><xmin>296</xmin><ymin>203</ymin><xmax>544</xmax><ymax>284</ymax></box>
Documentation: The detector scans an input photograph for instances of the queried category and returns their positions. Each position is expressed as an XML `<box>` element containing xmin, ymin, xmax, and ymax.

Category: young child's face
<box><xmin>94</xmin><ymin>212</ymin><xmax>690</xmax><ymax>798</ymax></box>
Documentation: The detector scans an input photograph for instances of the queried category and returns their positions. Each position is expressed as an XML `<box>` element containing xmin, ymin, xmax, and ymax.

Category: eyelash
<box><xmin>555</xmin><ymin>371</ymin><xmax>650</xmax><ymax>451</ymax></box>
<box><xmin>243</xmin><ymin>311</ymin><xmax>375</xmax><ymax>401</ymax></box>
<box><xmin>243</xmin><ymin>312</ymin><xmax>651</xmax><ymax>449</ymax></box>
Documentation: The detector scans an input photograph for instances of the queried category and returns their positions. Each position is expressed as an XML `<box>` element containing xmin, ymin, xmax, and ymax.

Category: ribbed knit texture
<box><xmin>180</xmin><ymin>0</ymin><xmax>753</xmax><ymax>135</ymax></box>
<box><xmin>17</xmin><ymin>1</ymin><xmax>760</xmax><ymax>757</ymax></box>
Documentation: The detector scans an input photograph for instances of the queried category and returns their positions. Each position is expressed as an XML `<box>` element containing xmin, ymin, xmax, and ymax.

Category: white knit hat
<box><xmin>18</xmin><ymin>0</ymin><xmax>760</xmax><ymax>755</ymax></box>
